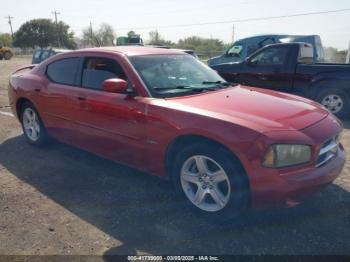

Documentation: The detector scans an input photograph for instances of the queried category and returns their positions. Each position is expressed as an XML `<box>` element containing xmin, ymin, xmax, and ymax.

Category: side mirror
<box><xmin>103</xmin><ymin>78</ymin><xmax>128</xmax><ymax>93</ymax></box>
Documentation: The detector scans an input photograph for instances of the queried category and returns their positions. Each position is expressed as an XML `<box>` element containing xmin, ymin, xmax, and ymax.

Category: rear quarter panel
<box><xmin>9</xmin><ymin>66</ymin><xmax>46</xmax><ymax>119</ymax></box>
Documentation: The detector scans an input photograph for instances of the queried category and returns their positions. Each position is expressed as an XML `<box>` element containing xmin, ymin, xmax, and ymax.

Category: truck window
<box><xmin>250</xmin><ymin>46</ymin><xmax>289</xmax><ymax>65</ymax></box>
<box><xmin>315</xmin><ymin>36</ymin><xmax>325</xmax><ymax>62</ymax></box>
<box><xmin>259</xmin><ymin>37</ymin><xmax>275</xmax><ymax>47</ymax></box>
<box><xmin>34</xmin><ymin>50</ymin><xmax>41</xmax><ymax>59</ymax></box>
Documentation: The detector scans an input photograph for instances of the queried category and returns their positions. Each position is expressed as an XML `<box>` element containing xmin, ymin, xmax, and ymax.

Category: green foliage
<box><xmin>324</xmin><ymin>47</ymin><xmax>347</xmax><ymax>63</ymax></box>
<box><xmin>148</xmin><ymin>30</ymin><xmax>174</xmax><ymax>46</ymax></box>
<box><xmin>13</xmin><ymin>19</ymin><xmax>77</xmax><ymax>49</ymax></box>
<box><xmin>0</xmin><ymin>33</ymin><xmax>12</xmax><ymax>47</ymax></box>
<box><xmin>176</xmin><ymin>36</ymin><xmax>226</xmax><ymax>53</ymax></box>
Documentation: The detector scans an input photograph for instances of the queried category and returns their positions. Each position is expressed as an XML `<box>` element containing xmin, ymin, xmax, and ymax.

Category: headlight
<box><xmin>263</xmin><ymin>144</ymin><xmax>311</xmax><ymax>168</ymax></box>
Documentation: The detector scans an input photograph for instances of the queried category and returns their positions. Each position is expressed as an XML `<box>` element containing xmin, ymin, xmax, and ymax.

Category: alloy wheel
<box><xmin>180</xmin><ymin>155</ymin><xmax>231</xmax><ymax>212</ymax></box>
<box><xmin>22</xmin><ymin>108</ymin><xmax>40</xmax><ymax>142</ymax></box>
<box><xmin>321</xmin><ymin>94</ymin><xmax>344</xmax><ymax>114</ymax></box>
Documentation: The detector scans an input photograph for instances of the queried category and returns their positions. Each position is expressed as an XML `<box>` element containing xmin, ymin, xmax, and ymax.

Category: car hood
<box><xmin>208</xmin><ymin>55</ymin><xmax>242</xmax><ymax>66</ymax></box>
<box><xmin>165</xmin><ymin>85</ymin><xmax>329</xmax><ymax>133</ymax></box>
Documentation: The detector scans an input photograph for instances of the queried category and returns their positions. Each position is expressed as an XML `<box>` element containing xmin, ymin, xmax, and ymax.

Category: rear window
<box><xmin>46</xmin><ymin>58</ymin><xmax>80</xmax><ymax>85</ymax></box>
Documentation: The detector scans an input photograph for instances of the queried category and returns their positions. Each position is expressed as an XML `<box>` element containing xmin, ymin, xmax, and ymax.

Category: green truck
<box><xmin>116</xmin><ymin>34</ymin><xmax>143</xmax><ymax>46</ymax></box>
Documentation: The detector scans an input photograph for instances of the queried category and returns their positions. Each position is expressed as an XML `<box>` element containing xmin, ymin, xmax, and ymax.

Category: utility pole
<box><xmin>5</xmin><ymin>16</ymin><xmax>14</xmax><ymax>41</ymax></box>
<box><xmin>52</xmin><ymin>10</ymin><xmax>61</xmax><ymax>47</ymax></box>
<box><xmin>232</xmin><ymin>24</ymin><xmax>235</xmax><ymax>43</ymax></box>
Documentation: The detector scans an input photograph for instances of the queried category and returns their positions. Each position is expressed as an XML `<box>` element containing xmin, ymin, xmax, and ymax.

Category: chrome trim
<box><xmin>316</xmin><ymin>136</ymin><xmax>339</xmax><ymax>168</ymax></box>
<box><xmin>316</xmin><ymin>153</ymin><xmax>336</xmax><ymax>168</ymax></box>
<box><xmin>319</xmin><ymin>141</ymin><xmax>338</xmax><ymax>155</ymax></box>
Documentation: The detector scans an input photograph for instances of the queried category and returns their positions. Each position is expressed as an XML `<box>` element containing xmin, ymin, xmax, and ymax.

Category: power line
<box><xmin>117</xmin><ymin>8</ymin><xmax>350</xmax><ymax>30</ymax></box>
<box><xmin>52</xmin><ymin>10</ymin><xmax>61</xmax><ymax>47</ymax></box>
<box><xmin>4</xmin><ymin>16</ymin><xmax>14</xmax><ymax>40</ymax></box>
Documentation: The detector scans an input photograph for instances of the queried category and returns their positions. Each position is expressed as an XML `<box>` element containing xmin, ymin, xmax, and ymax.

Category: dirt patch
<box><xmin>0</xmin><ymin>56</ymin><xmax>31</xmax><ymax>107</ymax></box>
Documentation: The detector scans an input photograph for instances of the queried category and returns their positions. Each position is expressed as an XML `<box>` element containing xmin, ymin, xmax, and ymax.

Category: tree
<box><xmin>13</xmin><ymin>19</ymin><xmax>77</xmax><ymax>49</ymax></box>
<box><xmin>0</xmin><ymin>33</ymin><xmax>12</xmax><ymax>47</ymax></box>
<box><xmin>324</xmin><ymin>47</ymin><xmax>347</xmax><ymax>63</ymax></box>
<box><xmin>96</xmin><ymin>23</ymin><xmax>115</xmax><ymax>46</ymax></box>
<box><xmin>82</xmin><ymin>23</ymin><xmax>115</xmax><ymax>47</ymax></box>
<box><xmin>176</xmin><ymin>36</ymin><xmax>225</xmax><ymax>53</ymax></box>
<box><xmin>148</xmin><ymin>30</ymin><xmax>173</xmax><ymax>46</ymax></box>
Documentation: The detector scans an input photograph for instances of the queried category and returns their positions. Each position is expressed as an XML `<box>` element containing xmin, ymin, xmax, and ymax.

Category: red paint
<box><xmin>8</xmin><ymin>47</ymin><xmax>346</xmax><ymax>210</ymax></box>
<box><xmin>103</xmin><ymin>78</ymin><xmax>128</xmax><ymax>93</ymax></box>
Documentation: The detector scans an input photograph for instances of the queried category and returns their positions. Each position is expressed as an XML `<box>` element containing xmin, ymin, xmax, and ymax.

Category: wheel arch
<box><xmin>165</xmin><ymin>134</ymin><xmax>252</xmax><ymax>208</ymax></box>
<box><xmin>16</xmin><ymin>97</ymin><xmax>34</xmax><ymax>119</ymax></box>
<box><xmin>311</xmin><ymin>78</ymin><xmax>350</xmax><ymax>99</ymax></box>
<box><xmin>165</xmin><ymin>134</ymin><xmax>250</xmax><ymax>184</ymax></box>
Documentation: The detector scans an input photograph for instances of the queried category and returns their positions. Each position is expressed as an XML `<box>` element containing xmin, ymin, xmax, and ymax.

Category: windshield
<box><xmin>129</xmin><ymin>54</ymin><xmax>228</xmax><ymax>98</ymax></box>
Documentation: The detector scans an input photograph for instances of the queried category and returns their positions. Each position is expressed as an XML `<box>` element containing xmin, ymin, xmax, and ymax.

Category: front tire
<box><xmin>4</xmin><ymin>51</ymin><xmax>12</xmax><ymax>60</ymax></box>
<box><xmin>172</xmin><ymin>143</ymin><xmax>250</xmax><ymax>221</ymax></box>
<box><xmin>20</xmin><ymin>102</ymin><xmax>49</xmax><ymax>146</ymax></box>
<box><xmin>316</xmin><ymin>88</ymin><xmax>350</xmax><ymax>118</ymax></box>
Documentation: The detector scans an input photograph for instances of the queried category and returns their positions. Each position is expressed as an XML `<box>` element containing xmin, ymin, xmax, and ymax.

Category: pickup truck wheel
<box><xmin>172</xmin><ymin>144</ymin><xmax>249</xmax><ymax>222</ymax></box>
<box><xmin>317</xmin><ymin>89</ymin><xmax>350</xmax><ymax>118</ymax></box>
<box><xmin>20</xmin><ymin>102</ymin><xmax>49</xmax><ymax>146</ymax></box>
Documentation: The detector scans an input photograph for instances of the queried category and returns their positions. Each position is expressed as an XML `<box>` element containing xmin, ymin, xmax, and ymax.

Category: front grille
<box><xmin>316</xmin><ymin>135</ymin><xmax>339</xmax><ymax>167</ymax></box>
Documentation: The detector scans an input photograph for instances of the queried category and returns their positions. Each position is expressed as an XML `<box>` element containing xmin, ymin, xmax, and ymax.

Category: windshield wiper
<box><xmin>154</xmin><ymin>85</ymin><xmax>217</xmax><ymax>92</ymax></box>
<box><xmin>202</xmin><ymin>80</ymin><xmax>230</xmax><ymax>86</ymax></box>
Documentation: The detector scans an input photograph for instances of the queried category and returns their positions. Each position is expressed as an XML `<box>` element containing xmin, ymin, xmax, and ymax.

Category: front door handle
<box><xmin>77</xmin><ymin>96</ymin><xmax>86</xmax><ymax>101</ymax></box>
<box><xmin>259</xmin><ymin>75</ymin><xmax>268</xmax><ymax>81</ymax></box>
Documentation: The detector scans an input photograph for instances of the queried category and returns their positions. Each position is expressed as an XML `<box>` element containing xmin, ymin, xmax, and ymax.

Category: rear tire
<box><xmin>171</xmin><ymin>143</ymin><xmax>250</xmax><ymax>222</ymax></box>
<box><xmin>316</xmin><ymin>88</ymin><xmax>350</xmax><ymax>118</ymax></box>
<box><xmin>20</xmin><ymin>102</ymin><xmax>49</xmax><ymax>146</ymax></box>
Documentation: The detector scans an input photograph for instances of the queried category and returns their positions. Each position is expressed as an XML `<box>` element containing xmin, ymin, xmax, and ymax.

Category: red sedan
<box><xmin>8</xmin><ymin>47</ymin><xmax>346</xmax><ymax>220</ymax></box>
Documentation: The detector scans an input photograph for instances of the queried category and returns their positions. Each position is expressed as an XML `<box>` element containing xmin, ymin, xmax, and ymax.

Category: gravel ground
<box><xmin>0</xmin><ymin>57</ymin><xmax>349</xmax><ymax>257</ymax></box>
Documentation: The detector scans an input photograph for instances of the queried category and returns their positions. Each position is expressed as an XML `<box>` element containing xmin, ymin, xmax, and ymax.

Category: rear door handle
<box><xmin>34</xmin><ymin>88</ymin><xmax>41</xmax><ymax>92</ymax></box>
<box><xmin>77</xmin><ymin>96</ymin><xmax>86</xmax><ymax>101</ymax></box>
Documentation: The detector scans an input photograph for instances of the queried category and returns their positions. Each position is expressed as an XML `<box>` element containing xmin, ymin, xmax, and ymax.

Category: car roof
<box><xmin>35</xmin><ymin>48</ymin><xmax>70</xmax><ymax>53</ymax></box>
<box><xmin>77</xmin><ymin>46</ymin><xmax>186</xmax><ymax>56</ymax></box>
<box><xmin>234</xmin><ymin>34</ymin><xmax>319</xmax><ymax>43</ymax></box>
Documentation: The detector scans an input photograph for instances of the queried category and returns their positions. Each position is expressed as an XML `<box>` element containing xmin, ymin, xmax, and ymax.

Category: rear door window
<box><xmin>46</xmin><ymin>58</ymin><xmax>80</xmax><ymax>85</ymax></box>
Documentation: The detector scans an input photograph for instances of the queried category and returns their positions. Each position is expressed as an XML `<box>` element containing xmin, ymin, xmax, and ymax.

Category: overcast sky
<box><xmin>1</xmin><ymin>0</ymin><xmax>349</xmax><ymax>49</ymax></box>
